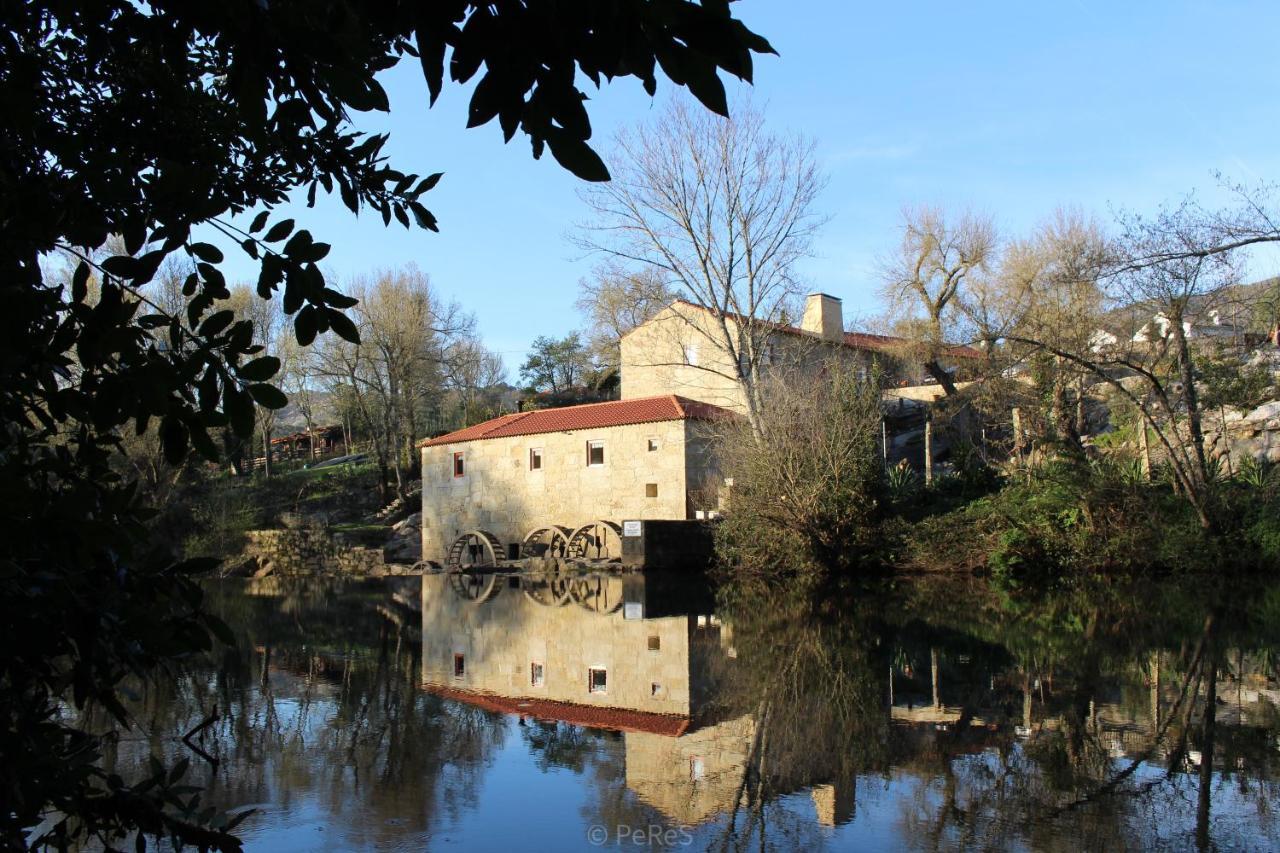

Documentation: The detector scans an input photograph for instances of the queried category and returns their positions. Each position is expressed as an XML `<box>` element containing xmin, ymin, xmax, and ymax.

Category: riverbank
<box><xmin>882</xmin><ymin>458</ymin><xmax>1280</xmax><ymax>580</ymax></box>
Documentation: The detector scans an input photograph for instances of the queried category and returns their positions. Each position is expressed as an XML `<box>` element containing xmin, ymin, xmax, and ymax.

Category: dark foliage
<box><xmin>0</xmin><ymin>2</ymin><xmax>772</xmax><ymax>848</ymax></box>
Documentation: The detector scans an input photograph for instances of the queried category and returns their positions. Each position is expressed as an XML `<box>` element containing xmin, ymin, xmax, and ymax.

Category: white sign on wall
<box><xmin>622</xmin><ymin>520</ymin><xmax>642</xmax><ymax>537</ymax></box>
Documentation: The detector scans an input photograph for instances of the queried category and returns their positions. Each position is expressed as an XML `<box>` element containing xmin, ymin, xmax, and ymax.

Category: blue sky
<box><xmin>212</xmin><ymin>1</ymin><xmax>1280</xmax><ymax>372</ymax></box>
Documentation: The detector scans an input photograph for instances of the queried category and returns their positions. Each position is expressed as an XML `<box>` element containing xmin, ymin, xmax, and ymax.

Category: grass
<box><xmin>178</xmin><ymin>463</ymin><xmax>382</xmax><ymax>561</ymax></box>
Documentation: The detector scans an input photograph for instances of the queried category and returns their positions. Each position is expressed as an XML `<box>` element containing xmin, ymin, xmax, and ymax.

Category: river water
<box><xmin>101</xmin><ymin>572</ymin><xmax>1280</xmax><ymax>851</ymax></box>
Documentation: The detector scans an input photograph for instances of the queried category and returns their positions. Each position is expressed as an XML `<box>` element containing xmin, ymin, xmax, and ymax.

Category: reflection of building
<box><xmin>419</xmin><ymin>573</ymin><xmax>756</xmax><ymax>824</ymax></box>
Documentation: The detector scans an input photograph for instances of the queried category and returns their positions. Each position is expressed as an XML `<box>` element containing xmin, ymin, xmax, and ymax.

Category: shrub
<box><xmin>716</xmin><ymin>362</ymin><xmax>887</xmax><ymax>578</ymax></box>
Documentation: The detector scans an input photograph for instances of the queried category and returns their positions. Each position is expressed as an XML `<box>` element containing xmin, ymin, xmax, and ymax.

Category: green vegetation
<box><xmin>177</xmin><ymin>464</ymin><xmax>381</xmax><ymax>561</ymax></box>
<box><xmin>714</xmin><ymin>364</ymin><xmax>887</xmax><ymax>580</ymax></box>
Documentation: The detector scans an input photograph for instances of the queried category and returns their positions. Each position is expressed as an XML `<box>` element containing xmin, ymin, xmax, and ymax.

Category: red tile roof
<box><xmin>422</xmin><ymin>683</ymin><xmax>692</xmax><ymax>737</ymax></box>
<box><xmin>669</xmin><ymin>299</ymin><xmax>984</xmax><ymax>359</ymax></box>
<box><xmin>419</xmin><ymin>394</ymin><xmax>735</xmax><ymax>447</ymax></box>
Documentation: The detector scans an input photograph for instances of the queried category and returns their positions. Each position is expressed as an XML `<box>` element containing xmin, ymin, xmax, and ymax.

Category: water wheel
<box><xmin>570</xmin><ymin>574</ymin><xmax>622</xmax><ymax>614</ymax></box>
<box><xmin>521</xmin><ymin>573</ymin><xmax>575</xmax><ymax>607</ymax></box>
<box><xmin>521</xmin><ymin>524</ymin><xmax>572</xmax><ymax>558</ymax></box>
<box><xmin>448</xmin><ymin>572</ymin><xmax>500</xmax><ymax>604</ymax></box>
<box><xmin>566</xmin><ymin>520</ymin><xmax>623</xmax><ymax>560</ymax></box>
<box><xmin>445</xmin><ymin>529</ymin><xmax>504</xmax><ymax>569</ymax></box>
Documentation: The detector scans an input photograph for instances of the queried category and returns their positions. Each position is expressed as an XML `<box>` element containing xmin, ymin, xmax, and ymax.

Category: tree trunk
<box><xmin>261</xmin><ymin>428</ymin><xmax>272</xmax><ymax>478</ymax></box>
<box><xmin>923</xmin><ymin>359</ymin><xmax>957</xmax><ymax>396</ymax></box>
<box><xmin>1170</xmin><ymin>309</ymin><xmax>1209</xmax><ymax>487</ymax></box>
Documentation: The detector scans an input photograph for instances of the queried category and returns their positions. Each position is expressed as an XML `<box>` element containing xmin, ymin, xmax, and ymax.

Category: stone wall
<box><xmin>1207</xmin><ymin>401</ymin><xmax>1280</xmax><ymax>465</ymax></box>
<box><xmin>419</xmin><ymin>419</ymin><xmax>720</xmax><ymax>564</ymax></box>
<box><xmin>244</xmin><ymin>527</ymin><xmax>387</xmax><ymax>576</ymax></box>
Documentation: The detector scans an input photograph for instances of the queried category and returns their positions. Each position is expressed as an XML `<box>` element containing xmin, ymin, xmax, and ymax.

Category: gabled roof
<box><xmin>655</xmin><ymin>299</ymin><xmax>983</xmax><ymax>359</ymax></box>
<box><xmin>419</xmin><ymin>394</ymin><xmax>734</xmax><ymax>447</ymax></box>
<box><xmin>422</xmin><ymin>683</ymin><xmax>692</xmax><ymax>737</ymax></box>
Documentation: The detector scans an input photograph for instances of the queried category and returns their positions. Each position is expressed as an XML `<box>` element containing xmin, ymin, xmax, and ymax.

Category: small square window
<box><xmin>647</xmin><ymin>438</ymin><xmax>660</xmax><ymax>452</ymax></box>
<box><xmin>588</xmin><ymin>667</ymin><xmax>607</xmax><ymax>694</ymax></box>
<box><xmin>453</xmin><ymin>653</ymin><xmax>465</xmax><ymax>678</ymax></box>
<box><xmin>647</xmin><ymin>635</ymin><xmax>661</xmax><ymax>651</ymax></box>
<box><xmin>586</xmin><ymin>440</ymin><xmax>605</xmax><ymax>467</ymax></box>
<box><xmin>529</xmin><ymin>448</ymin><xmax>542</xmax><ymax>470</ymax></box>
<box><xmin>530</xmin><ymin>661</ymin><xmax>544</xmax><ymax>687</ymax></box>
<box><xmin>452</xmin><ymin>452</ymin><xmax>464</xmax><ymax>478</ymax></box>
<box><xmin>645</xmin><ymin>483</ymin><xmax>658</xmax><ymax>498</ymax></box>
<box><xmin>651</xmin><ymin>682</ymin><xmax>662</xmax><ymax>697</ymax></box>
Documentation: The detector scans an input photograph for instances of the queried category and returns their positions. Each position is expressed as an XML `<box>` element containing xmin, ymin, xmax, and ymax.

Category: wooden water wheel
<box><xmin>521</xmin><ymin>524</ymin><xmax>572</xmax><ymax>558</ymax></box>
<box><xmin>445</xmin><ymin>529</ymin><xmax>504</xmax><ymax>569</ymax></box>
<box><xmin>448</xmin><ymin>571</ymin><xmax>500</xmax><ymax>604</ymax></box>
<box><xmin>521</xmin><ymin>573</ymin><xmax>575</xmax><ymax>607</ymax></box>
<box><xmin>565</xmin><ymin>520</ymin><xmax>623</xmax><ymax>560</ymax></box>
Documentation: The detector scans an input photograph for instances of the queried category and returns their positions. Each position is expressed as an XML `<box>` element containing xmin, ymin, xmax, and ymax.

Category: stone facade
<box><xmin>619</xmin><ymin>300</ymin><xmax>869</xmax><ymax>414</ymax></box>
<box><xmin>419</xmin><ymin>417</ymin><xmax>721</xmax><ymax>564</ymax></box>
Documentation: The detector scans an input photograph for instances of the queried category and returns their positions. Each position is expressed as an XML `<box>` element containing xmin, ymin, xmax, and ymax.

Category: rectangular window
<box><xmin>530</xmin><ymin>661</ymin><xmax>544</xmax><ymax>687</ymax></box>
<box><xmin>647</xmin><ymin>635</ymin><xmax>661</xmax><ymax>651</ymax></box>
<box><xmin>588</xmin><ymin>667</ymin><xmax>607</xmax><ymax>694</ymax></box>
<box><xmin>586</xmin><ymin>440</ymin><xmax>605</xmax><ymax>467</ymax></box>
<box><xmin>529</xmin><ymin>447</ymin><xmax>542</xmax><ymax>470</ymax></box>
<box><xmin>453</xmin><ymin>653</ymin><xmax>465</xmax><ymax>678</ymax></box>
<box><xmin>452</xmin><ymin>452</ymin><xmax>464</xmax><ymax>478</ymax></box>
<box><xmin>647</xmin><ymin>438</ymin><xmax>660</xmax><ymax>452</ymax></box>
<box><xmin>645</xmin><ymin>483</ymin><xmax>658</xmax><ymax>498</ymax></box>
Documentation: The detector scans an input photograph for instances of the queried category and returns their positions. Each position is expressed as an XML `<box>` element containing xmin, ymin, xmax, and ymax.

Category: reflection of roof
<box><xmin>419</xmin><ymin>395</ymin><xmax>735</xmax><ymax>447</ymax></box>
<box><xmin>422</xmin><ymin>683</ymin><xmax>692</xmax><ymax>736</ymax></box>
<box><xmin>664</xmin><ymin>299</ymin><xmax>984</xmax><ymax>359</ymax></box>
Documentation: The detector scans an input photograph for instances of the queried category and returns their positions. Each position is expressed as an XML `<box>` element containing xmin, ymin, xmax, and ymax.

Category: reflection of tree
<box><xmin>706</xmin><ymin>576</ymin><xmax>1280</xmax><ymax>850</ymax></box>
<box><xmin>90</xmin><ymin>579</ymin><xmax>508</xmax><ymax>847</ymax></box>
<box><xmin>709</xmin><ymin>583</ymin><xmax>893</xmax><ymax>850</ymax></box>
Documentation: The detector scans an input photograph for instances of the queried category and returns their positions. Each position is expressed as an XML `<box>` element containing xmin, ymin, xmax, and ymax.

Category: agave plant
<box><xmin>1237</xmin><ymin>455</ymin><xmax>1276</xmax><ymax>490</ymax></box>
<box><xmin>887</xmin><ymin>459</ymin><xmax>921</xmax><ymax>503</ymax></box>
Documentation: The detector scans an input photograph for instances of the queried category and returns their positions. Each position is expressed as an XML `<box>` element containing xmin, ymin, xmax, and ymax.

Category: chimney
<box><xmin>801</xmin><ymin>293</ymin><xmax>843</xmax><ymax>343</ymax></box>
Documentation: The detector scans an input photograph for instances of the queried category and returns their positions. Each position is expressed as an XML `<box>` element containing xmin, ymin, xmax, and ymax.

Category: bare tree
<box><xmin>1001</xmin><ymin>209</ymin><xmax>1111</xmax><ymax>449</ymax></box>
<box><xmin>577</xmin><ymin>97</ymin><xmax>826</xmax><ymax>429</ymax></box>
<box><xmin>442</xmin><ymin>337</ymin><xmax>507</xmax><ymax>426</ymax></box>
<box><xmin>881</xmin><ymin>206</ymin><xmax>997</xmax><ymax>395</ymax></box>
<box><xmin>315</xmin><ymin>265</ymin><xmax>473</xmax><ymax>501</ymax></box>
<box><xmin>575</xmin><ymin>264</ymin><xmax>676</xmax><ymax>373</ymax></box>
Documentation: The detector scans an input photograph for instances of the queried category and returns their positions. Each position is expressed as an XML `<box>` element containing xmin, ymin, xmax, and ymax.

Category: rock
<box><xmin>222</xmin><ymin>555</ymin><xmax>258</xmax><ymax>577</ymax></box>
<box><xmin>1245</xmin><ymin>401</ymin><xmax>1280</xmax><ymax>422</ymax></box>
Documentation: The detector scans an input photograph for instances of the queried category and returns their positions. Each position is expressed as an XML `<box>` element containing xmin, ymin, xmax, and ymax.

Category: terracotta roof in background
<box><xmin>665</xmin><ymin>299</ymin><xmax>984</xmax><ymax>359</ymax></box>
<box><xmin>422</xmin><ymin>683</ymin><xmax>692</xmax><ymax>737</ymax></box>
<box><xmin>419</xmin><ymin>394</ymin><xmax>734</xmax><ymax>447</ymax></box>
<box><xmin>843</xmin><ymin>331</ymin><xmax>985</xmax><ymax>360</ymax></box>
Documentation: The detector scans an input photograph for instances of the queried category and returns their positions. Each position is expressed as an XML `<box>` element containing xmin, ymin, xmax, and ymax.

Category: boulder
<box><xmin>222</xmin><ymin>555</ymin><xmax>258</xmax><ymax>578</ymax></box>
<box><xmin>1244</xmin><ymin>401</ymin><xmax>1280</xmax><ymax>422</ymax></box>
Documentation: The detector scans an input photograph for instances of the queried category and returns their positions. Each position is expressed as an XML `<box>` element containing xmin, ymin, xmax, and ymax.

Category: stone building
<box><xmin>620</xmin><ymin>293</ymin><xmax>931</xmax><ymax>413</ymax></box>
<box><xmin>419</xmin><ymin>291</ymin><xmax>978</xmax><ymax>563</ymax></box>
<box><xmin>418</xmin><ymin>394</ymin><xmax>731</xmax><ymax>564</ymax></box>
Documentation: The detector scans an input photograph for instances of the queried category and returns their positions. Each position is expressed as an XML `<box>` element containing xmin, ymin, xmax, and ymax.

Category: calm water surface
<box><xmin>105</xmin><ymin>572</ymin><xmax>1280</xmax><ymax>851</ymax></box>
